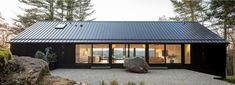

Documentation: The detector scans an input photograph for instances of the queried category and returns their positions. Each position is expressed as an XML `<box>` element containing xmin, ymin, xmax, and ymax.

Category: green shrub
<box><xmin>47</xmin><ymin>52</ymin><xmax>57</xmax><ymax>63</ymax></box>
<box><xmin>0</xmin><ymin>47</ymin><xmax>13</xmax><ymax>67</ymax></box>
<box><xmin>225</xmin><ymin>76</ymin><xmax>235</xmax><ymax>84</ymax></box>
<box><xmin>34</xmin><ymin>51</ymin><xmax>47</xmax><ymax>61</ymax></box>
<box><xmin>34</xmin><ymin>47</ymin><xmax>57</xmax><ymax>63</ymax></box>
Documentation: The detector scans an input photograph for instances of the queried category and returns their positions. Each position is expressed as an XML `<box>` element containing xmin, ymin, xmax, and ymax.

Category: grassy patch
<box><xmin>225</xmin><ymin>76</ymin><xmax>235</xmax><ymax>84</ymax></box>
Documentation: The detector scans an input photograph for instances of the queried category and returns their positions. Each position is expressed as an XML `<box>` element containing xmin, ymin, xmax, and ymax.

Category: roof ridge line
<box><xmin>36</xmin><ymin>21</ymin><xmax>199</xmax><ymax>23</ymax></box>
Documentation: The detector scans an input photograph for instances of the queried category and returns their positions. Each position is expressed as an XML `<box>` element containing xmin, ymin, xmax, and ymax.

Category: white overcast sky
<box><xmin>0</xmin><ymin>0</ymin><xmax>175</xmax><ymax>24</ymax></box>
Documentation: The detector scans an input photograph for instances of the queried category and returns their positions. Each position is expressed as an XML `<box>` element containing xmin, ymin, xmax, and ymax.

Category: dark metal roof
<box><xmin>10</xmin><ymin>21</ymin><xmax>226</xmax><ymax>43</ymax></box>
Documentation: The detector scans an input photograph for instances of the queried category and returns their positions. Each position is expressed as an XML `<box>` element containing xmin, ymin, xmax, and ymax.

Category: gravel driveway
<box><xmin>51</xmin><ymin>69</ymin><xmax>233</xmax><ymax>85</ymax></box>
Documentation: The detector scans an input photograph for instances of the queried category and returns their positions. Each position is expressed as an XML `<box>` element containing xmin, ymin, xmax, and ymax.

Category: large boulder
<box><xmin>123</xmin><ymin>57</ymin><xmax>149</xmax><ymax>73</ymax></box>
<box><xmin>0</xmin><ymin>55</ymin><xmax>50</xmax><ymax>85</ymax></box>
<box><xmin>0</xmin><ymin>55</ymin><xmax>81</xmax><ymax>85</ymax></box>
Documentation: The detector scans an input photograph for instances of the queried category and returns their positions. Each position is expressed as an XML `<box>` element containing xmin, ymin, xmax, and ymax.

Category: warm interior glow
<box><xmin>130</xmin><ymin>44</ymin><xmax>145</xmax><ymax>48</ymax></box>
<box><xmin>130</xmin><ymin>44</ymin><xmax>145</xmax><ymax>58</ymax></box>
<box><xmin>166</xmin><ymin>44</ymin><xmax>181</xmax><ymax>64</ymax></box>
<box><xmin>149</xmin><ymin>44</ymin><xmax>164</xmax><ymax>64</ymax></box>
<box><xmin>185</xmin><ymin>44</ymin><xmax>191</xmax><ymax>64</ymax></box>
<box><xmin>75</xmin><ymin>44</ymin><xmax>187</xmax><ymax>65</ymax></box>
<box><xmin>142</xmin><ymin>44</ymin><xmax>145</xmax><ymax>48</ymax></box>
<box><xmin>75</xmin><ymin>44</ymin><xmax>91</xmax><ymax>63</ymax></box>
<box><xmin>112</xmin><ymin>44</ymin><xmax>116</xmax><ymax>48</ymax></box>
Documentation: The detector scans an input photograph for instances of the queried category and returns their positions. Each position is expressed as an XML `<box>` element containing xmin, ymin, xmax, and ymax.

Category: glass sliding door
<box><xmin>93</xmin><ymin>44</ymin><xmax>109</xmax><ymax>64</ymax></box>
<box><xmin>130</xmin><ymin>44</ymin><xmax>145</xmax><ymax>58</ymax></box>
<box><xmin>112</xmin><ymin>44</ymin><xmax>128</xmax><ymax>64</ymax></box>
<box><xmin>166</xmin><ymin>44</ymin><xmax>181</xmax><ymax>64</ymax></box>
<box><xmin>149</xmin><ymin>44</ymin><xmax>165</xmax><ymax>64</ymax></box>
<box><xmin>75</xmin><ymin>44</ymin><xmax>92</xmax><ymax>63</ymax></box>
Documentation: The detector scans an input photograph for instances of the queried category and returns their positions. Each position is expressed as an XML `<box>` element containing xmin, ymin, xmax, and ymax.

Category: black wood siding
<box><xmin>10</xmin><ymin>43</ymin><xmax>226</xmax><ymax>78</ymax></box>
<box><xmin>190</xmin><ymin>43</ymin><xmax>226</xmax><ymax>78</ymax></box>
<box><xmin>10</xmin><ymin>43</ymin><xmax>72</xmax><ymax>68</ymax></box>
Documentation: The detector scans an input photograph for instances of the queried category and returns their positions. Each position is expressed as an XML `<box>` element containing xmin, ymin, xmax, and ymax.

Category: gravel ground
<box><xmin>51</xmin><ymin>69</ymin><xmax>233</xmax><ymax>85</ymax></box>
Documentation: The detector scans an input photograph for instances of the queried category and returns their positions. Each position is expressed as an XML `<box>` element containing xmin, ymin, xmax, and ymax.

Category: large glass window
<box><xmin>75</xmin><ymin>44</ymin><xmax>92</xmax><ymax>63</ymax></box>
<box><xmin>93</xmin><ymin>44</ymin><xmax>109</xmax><ymax>64</ymax></box>
<box><xmin>130</xmin><ymin>44</ymin><xmax>145</xmax><ymax>58</ymax></box>
<box><xmin>112</xmin><ymin>44</ymin><xmax>128</xmax><ymax>63</ymax></box>
<box><xmin>149</xmin><ymin>44</ymin><xmax>165</xmax><ymax>64</ymax></box>
<box><xmin>185</xmin><ymin>44</ymin><xmax>191</xmax><ymax>64</ymax></box>
<box><xmin>166</xmin><ymin>44</ymin><xmax>181</xmax><ymax>64</ymax></box>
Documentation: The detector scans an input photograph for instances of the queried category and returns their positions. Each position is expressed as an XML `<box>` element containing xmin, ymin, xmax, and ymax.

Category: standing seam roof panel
<box><xmin>10</xmin><ymin>21</ymin><xmax>227</xmax><ymax>43</ymax></box>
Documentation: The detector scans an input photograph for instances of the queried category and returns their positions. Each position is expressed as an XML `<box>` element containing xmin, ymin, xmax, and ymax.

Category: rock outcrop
<box><xmin>0</xmin><ymin>55</ymin><xmax>80</xmax><ymax>85</ymax></box>
<box><xmin>123</xmin><ymin>57</ymin><xmax>149</xmax><ymax>73</ymax></box>
<box><xmin>0</xmin><ymin>56</ymin><xmax>50</xmax><ymax>84</ymax></box>
<box><xmin>42</xmin><ymin>76</ymin><xmax>79</xmax><ymax>85</ymax></box>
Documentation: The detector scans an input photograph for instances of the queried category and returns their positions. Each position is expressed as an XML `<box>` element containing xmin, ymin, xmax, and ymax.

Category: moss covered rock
<box><xmin>0</xmin><ymin>56</ymin><xmax>50</xmax><ymax>85</ymax></box>
<box><xmin>0</xmin><ymin>47</ymin><xmax>13</xmax><ymax>67</ymax></box>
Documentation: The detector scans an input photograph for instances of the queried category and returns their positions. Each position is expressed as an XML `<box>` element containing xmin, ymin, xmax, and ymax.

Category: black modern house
<box><xmin>10</xmin><ymin>21</ymin><xmax>227</xmax><ymax>78</ymax></box>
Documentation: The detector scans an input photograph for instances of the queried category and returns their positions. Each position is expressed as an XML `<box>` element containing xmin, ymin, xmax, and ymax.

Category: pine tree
<box><xmin>18</xmin><ymin>0</ymin><xmax>57</xmax><ymax>20</ymax></box>
<box><xmin>207</xmin><ymin>0</ymin><xmax>235</xmax><ymax>40</ymax></box>
<box><xmin>206</xmin><ymin>0</ymin><xmax>235</xmax><ymax>76</ymax></box>
<box><xmin>55</xmin><ymin>0</ymin><xmax>65</xmax><ymax>21</ymax></box>
<box><xmin>170</xmin><ymin>0</ymin><xmax>205</xmax><ymax>22</ymax></box>
<box><xmin>77</xmin><ymin>0</ymin><xmax>95</xmax><ymax>21</ymax></box>
<box><xmin>13</xmin><ymin>0</ymin><xmax>95</xmax><ymax>34</ymax></box>
<box><xmin>13</xmin><ymin>8</ymin><xmax>45</xmax><ymax>34</ymax></box>
<box><xmin>64</xmin><ymin>0</ymin><xmax>76</xmax><ymax>21</ymax></box>
<box><xmin>63</xmin><ymin>0</ymin><xmax>95</xmax><ymax>21</ymax></box>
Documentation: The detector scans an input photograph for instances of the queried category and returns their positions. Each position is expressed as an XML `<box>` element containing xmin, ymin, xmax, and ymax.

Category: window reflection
<box><xmin>112</xmin><ymin>44</ymin><xmax>128</xmax><ymax>63</ymax></box>
<box><xmin>93</xmin><ymin>44</ymin><xmax>109</xmax><ymax>64</ymax></box>
<box><xmin>130</xmin><ymin>44</ymin><xmax>145</xmax><ymax>58</ymax></box>
<box><xmin>75</xmin><ymin>44</ymin><xmax>184</xmax><ymax>65</ymax></box>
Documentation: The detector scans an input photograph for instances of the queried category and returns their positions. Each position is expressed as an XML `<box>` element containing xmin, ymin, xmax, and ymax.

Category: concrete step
<box><xmin>91</xmin><ymin>66</ymin><xmax>111</xmax><ymax>69</ymax></box>
<box><xmin>149</xmin><ymin>67</ymin><xmax>168</xmax><ymax>70</ymax></box>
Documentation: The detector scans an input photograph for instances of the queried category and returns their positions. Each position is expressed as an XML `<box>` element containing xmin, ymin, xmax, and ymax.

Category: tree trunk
<box><xmin>61</xmin><ymin>6</ymin><xmax>64</xmax><ymax>21</ymax></box>
<box><xmin>231</xmin><ymin>36</ymin><xmax>235</xmax><ymax>76</ymax></box>
<box><xmin>233</xmin><ymin>43</ymin><xmax>235</xmax><ymax>76</ymax></box>
<box><xmin>224</xmin><ymin>23</ymin><xmax>227</xmax><ymax>40</ymax></box>
<box><xmin>2</xmin><ymin>30</ymin><xmax>5</xmax><ymax>47</ymax></box>
<box><xmin>230</xmin><ymin>32</ymin><xmax>235</xmax><ymax>76</ymax></box>
<box><xmin>49</xmin><ymin>0</ymin><xmax>54</xmax><ymax>20</ymax></box>
<box><xmin>189</xmin><ymin>1</ymin><xmax>195</xmax><ymax>22</ymax></box>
